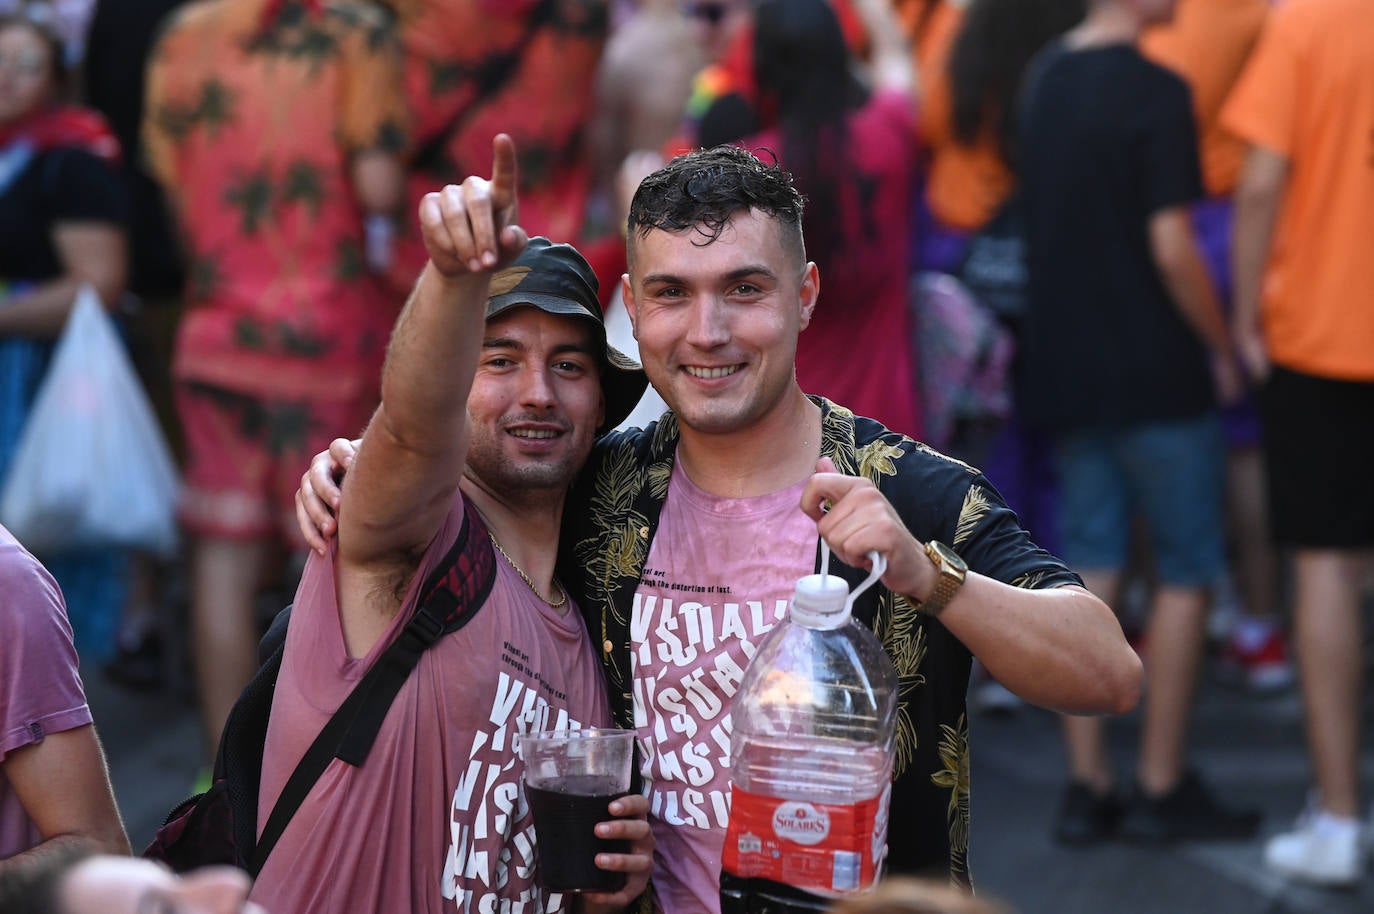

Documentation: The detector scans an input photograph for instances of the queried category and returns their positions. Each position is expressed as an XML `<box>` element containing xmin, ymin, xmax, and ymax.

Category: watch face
<box><xmin>929</xmin><ymin>540</ymin><xmax>968</xmax><ymax>574</ymax></box>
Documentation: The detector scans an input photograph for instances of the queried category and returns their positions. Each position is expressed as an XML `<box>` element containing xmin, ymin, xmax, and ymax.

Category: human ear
<box><xmin>620</xmin><ymin>274</ymin><xmax>639</xmax><ymax>340</ymax></box>
<box><xmin>798</xmin><ymin>262</ymin><xmax>820</xmax><ymax>330</ymax></box>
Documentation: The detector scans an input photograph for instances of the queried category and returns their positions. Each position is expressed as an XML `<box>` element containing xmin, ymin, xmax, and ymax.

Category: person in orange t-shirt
<box><xmin>1222</xmin><ymin>0</ymin><xmax>1374</xmax><ymax>888</ymax></box>
<box><xmin>1141</xmin><ymin>0</ymin><xmax>1286</xmax><ymax>696</ymax></box>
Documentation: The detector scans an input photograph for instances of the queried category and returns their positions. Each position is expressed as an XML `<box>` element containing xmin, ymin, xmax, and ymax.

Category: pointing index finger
<box><xmin>490</xmin><ymin>133</ymin><xmax>519</xmax><ymax>213</ymax></box>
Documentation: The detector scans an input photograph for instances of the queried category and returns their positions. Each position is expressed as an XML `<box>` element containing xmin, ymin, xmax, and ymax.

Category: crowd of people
<box><xmin>0</xmin><ymin>0</ymin><xmax>1372</xmax><ymax>910</ymax></box>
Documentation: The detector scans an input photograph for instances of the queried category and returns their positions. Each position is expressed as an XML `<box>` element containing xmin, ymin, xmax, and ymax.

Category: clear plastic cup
<box><xmin>519</xmin><ymin>728</ymin><xmax>635</xmax><ymax>893</ymax></box>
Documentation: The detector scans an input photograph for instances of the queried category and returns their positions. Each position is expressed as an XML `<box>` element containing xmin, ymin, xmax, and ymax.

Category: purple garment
<box><xmin>979</xmin><ymin>418</ymin><xmax>1063</xmax><ymax>559</ymax></box>
<box><xmin>1192</xmin><ymin>195</ymin><xmax>1262</xmax><ymax>448</ymax></box>
<box><xmin>0</xmin><ymin>523</ymin><xmax>92</xmax><ymax>860</ymax></box>
<box><xmin>913</xmin><ymin>182</ymin><xmax>972</xmax><ymax>275</ymax></box>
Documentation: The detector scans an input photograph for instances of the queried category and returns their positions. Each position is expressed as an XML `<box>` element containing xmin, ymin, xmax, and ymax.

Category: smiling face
<box><xmin>0</xmin><ymin>21</ymin><xmax>59</xmax><ymax>127</ymax></box>
<box><xmin>58</xmin><ymin>857</ymin><xmax>265</xmax><ymax>914</ymax></box>
<box><xmin>623</xmin><ymin>208</ymin><xmax>819</xmax><ymax>437</ymax></box>
<box><xmin>463</xmin><ymin>306</ymin><xmax>605</xmax><ymax>499</ymax></box>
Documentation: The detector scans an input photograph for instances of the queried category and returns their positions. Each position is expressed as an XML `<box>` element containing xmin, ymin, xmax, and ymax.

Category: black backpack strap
<box><xmin>248</xmin><ymin>503</ymin><xmax>496</xmax><ymax>877</ymax></box>
<box><xmin>333</xmin><ymin>503</ymin><xmax>496</xmax><ymax>766</ymax></box>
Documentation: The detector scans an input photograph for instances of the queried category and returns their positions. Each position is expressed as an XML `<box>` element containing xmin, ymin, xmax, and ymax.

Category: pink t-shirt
<box><xmin>631</xmin><ymin>462</ymin><xmax>817</xmax><ymax>914</ymax></box>
<box><xmin>251</xmin><ymin>497</ymin><xmax>612</xmax><ymax>914</ymax></box>
<box><xmin>0</xmin><ymin>525</ymin><xmax>91</xmax><ymax>860</ymax></box>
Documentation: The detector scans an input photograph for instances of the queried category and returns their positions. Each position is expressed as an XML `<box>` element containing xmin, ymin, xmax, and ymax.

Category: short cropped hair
<box><xmin>627</xmin><ymin>145</ymin><xmax>807</xmax><ymax>267</ymax></box>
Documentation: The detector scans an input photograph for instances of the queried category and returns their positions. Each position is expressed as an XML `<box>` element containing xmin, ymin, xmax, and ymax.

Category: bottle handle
<box><xmin>819</xmin><ymin>538</ymin><xmax>888</xmax><ymax>614</ymax></box>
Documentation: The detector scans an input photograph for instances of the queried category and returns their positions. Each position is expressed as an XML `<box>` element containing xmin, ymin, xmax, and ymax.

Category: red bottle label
<box><xmin>721</xmin><ymin>783</ymin><xmax>891</xmax><ymax>894</ymax></box>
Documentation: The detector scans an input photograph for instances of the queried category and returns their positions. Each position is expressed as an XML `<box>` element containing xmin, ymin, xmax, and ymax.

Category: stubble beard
<box><xmin>465</xmin><ymin>434</ymin><xmax>582</xmax><ymax>506</ymax></box>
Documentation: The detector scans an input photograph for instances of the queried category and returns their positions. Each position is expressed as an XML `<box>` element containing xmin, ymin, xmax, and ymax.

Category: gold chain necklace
<box><xmin>489</xmin><ymin>533</ymin><xmax>567</xmax><ymax>608</ymax></box>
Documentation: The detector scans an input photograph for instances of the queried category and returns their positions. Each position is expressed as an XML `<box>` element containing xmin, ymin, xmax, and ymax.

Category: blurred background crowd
<box><xmin>1</xmin><ymin>0</ymin><xmax>1372</xmax><ymax>901</ymax></box>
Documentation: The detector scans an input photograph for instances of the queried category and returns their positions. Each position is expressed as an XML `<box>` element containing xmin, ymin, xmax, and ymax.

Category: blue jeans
<box><xmin>1054</xmin><ymin>413</ymin><xmax>1225</xmax><ymax>586</ymax></box>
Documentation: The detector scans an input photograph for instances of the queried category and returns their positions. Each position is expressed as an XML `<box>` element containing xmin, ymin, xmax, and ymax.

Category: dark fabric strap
<box><xmin>249</xmin><ymin>502</ymin><xmax>496</xmax><ymax>876</ymax></box>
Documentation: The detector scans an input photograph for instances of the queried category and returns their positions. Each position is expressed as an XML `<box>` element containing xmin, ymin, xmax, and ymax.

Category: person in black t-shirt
<box><xmin>1015</xmin><ymin>0</ymin><xmax>1257</xmax><ymax>847</ymax></box>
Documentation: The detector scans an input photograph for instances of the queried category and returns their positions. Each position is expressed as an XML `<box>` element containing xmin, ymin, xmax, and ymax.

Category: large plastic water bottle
<box><xmin>721</xmin><ymin>555</ymin><xmax>899</xmax><ymax>909</ymax></box>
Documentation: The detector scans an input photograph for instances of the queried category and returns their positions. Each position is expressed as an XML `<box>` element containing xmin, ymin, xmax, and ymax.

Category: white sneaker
<box><xmin>1265</xmin><ymin>809</ymin><xmax>1364</xmax><ymax>887</ymax></box>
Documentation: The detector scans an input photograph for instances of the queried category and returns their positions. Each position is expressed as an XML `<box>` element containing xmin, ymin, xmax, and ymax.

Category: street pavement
<box><xmin>88</xmin><ymin>642</ymin><xmax>1374</xmax><ymax>914</ymax></box>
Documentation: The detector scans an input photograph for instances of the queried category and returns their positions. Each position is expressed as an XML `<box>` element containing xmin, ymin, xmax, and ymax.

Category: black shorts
<box><xmin>1261</xmin><ymin>365</ymin><xmax>1374</xmax><ymax>548</ymax></box>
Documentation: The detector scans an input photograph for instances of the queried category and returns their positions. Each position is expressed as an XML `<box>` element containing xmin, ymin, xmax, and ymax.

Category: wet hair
<box><xmin>0</xmin><ymin>845</ymin><xmax>92</xmax><ymax>914</ymax></box>
<box><xmin>627</xmin><ymin>144</ymin><xmax>806</xmax><ymax>267</ymax></box>
<box><xmin>947</xmin><ymin>0</ymin><xmax>1085</xmax><ymax>165</ymax></box>
<box><xmin>751</xmin><ymin>0</ymin><xmax>865</xmax><ymax>276</ymax></box>
<box><xmin>0</xmin><ymin>11</ymin><xmax>69</xmax><ymax>97</ymax></box>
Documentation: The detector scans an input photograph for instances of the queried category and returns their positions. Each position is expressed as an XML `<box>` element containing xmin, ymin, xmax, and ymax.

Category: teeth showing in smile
<box><xmin>685</xmin><ymin>365</ymin><xmax>740</xmax><ymax>380</ymax></box>
<box><xmin>510</xmin><ymin>429</ymin><xmax>557</xmax><ymax>439</ymax></box>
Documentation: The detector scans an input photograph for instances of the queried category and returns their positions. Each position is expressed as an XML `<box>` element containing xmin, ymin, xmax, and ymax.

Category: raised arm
<box><xmin>335</xmin><ymin>134</ymin><xmax>527</xmax><ymax>656</ymax></box>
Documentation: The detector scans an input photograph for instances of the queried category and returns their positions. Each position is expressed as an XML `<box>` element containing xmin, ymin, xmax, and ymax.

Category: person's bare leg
<box><xmin>1293</xmin><ymin>549</ymin><xmax>1363</xmax><ymax>817</ymax></box>
<box><xmin>1136</xmin><ymin>584</ymin><xmax>1208</xmax><ymax>793</ymax></box>
<box><xmin>1061</xmin><ymin>569</ymin><xmax>1122</xmax><ymax>791</ymax></box>
<box><xmin>191</xmin><ymin>535</ymin><xmax>270</xmax><ymax>761</ymax></box>
<box><xmin>1226</xmin><ymin>447</ymin><xmax>1278</xmax><ymax>620</ymax></box>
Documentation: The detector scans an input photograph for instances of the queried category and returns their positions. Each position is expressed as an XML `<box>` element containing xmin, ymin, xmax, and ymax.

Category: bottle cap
<box><xmin>789</xmin><ymin>574</ymin><xmax>852</xmax><ymax>629</ymax></box>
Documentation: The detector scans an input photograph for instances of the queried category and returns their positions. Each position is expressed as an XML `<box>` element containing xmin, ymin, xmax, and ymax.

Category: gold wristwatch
<box><xmin>921</xmin><ymin>540</ymin><xmax>968</xmax><ymax>616</ymax></box>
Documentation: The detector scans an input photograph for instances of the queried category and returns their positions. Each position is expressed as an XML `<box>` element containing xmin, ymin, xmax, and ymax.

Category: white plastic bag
<box><xmin>0</xmin><ymin>286</ymin><xmax>180</xmax><ymax>557</ymax></box>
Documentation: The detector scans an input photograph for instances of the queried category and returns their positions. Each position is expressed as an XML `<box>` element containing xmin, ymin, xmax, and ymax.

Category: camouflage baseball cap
<box><xmin>486</xmin><ymin>236</ymin><xmax>647</xmax><ymax>431</ymax></box>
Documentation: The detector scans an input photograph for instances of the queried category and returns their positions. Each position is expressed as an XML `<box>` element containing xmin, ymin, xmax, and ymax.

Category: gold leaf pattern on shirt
<box><xmin>821</xmin><ymin>405</ymin><xmax>858</xmax><ymax>474</ymax></box>
<box><xmin>857</xmin><ymin>439</ymin><xmax>904</xmax><ymax>480</ymax></box>
<box><xmin>574</xmin><ymin>439</ymin><xmax>653</xmax><ymax>691</ymax></box>
<box><xmin>912</xmin><ymin>441</ymin><xmax>977</xmax><ymax>474</ymax></box>
<box><xmin>1011</xmin><ymin>569</ymin><xmax>1052</xmax><ymax>590</ymax></box>
<box><xmin>931</xmin><ymin>715</ymin><xmax>971</xmax><ymax>873</ymax></box>
<box><xmin>585</xmin><ymin>438</ymin><xmax>641</xmax><ymax>517</ymax></box>
<box><xmin>651</xmin><ymin>411</ymin><xmax>679</xmax><ymax>454</ymax></box>
<box><xmin>953</xmin><ymin>485</ymin><xmax>993</xmax><ymax>549</ymax></box>
<box><xmin>646</xmin><ymin>461</ymin><xmax>672</xmax><ymax>501</ymax></box>
<box><xmin>876</xmin><ymin>591</ymin><xmax>927</xmax><ymax>777</ymax></box>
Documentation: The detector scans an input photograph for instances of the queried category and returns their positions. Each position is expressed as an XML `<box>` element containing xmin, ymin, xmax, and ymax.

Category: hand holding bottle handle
<box><xmin>819</xmin><ymin>537</ymin><xmax>888</xmax><ymax>616</ymax></box>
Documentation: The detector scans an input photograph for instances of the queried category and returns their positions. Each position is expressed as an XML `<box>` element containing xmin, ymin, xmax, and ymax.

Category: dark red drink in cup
<box><xmin>525</xmin><ymin>775</ymin><xmax>629</xmax><ymax>892</ymax></box>
<box><xmin>520</xmin><ymin>728</ymin><xmax>635</xmax><ymax>894</ymax></box>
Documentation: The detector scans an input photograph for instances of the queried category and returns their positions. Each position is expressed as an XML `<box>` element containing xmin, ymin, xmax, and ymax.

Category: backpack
<box><xmin>143</xmin><ymin>505</ymin><xmax>497</xmax><ymax>876</ymax></box>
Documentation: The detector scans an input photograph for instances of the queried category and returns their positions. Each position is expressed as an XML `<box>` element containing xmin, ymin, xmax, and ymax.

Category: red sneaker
<box><xmin>1220</xmin><ymin>621</ymin><xmax>1294</xmax><ymax>693</ymax></box>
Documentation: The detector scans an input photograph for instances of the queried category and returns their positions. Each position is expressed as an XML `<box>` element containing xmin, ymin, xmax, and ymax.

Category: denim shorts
<box><xmin>1054</xmin><ymin>413</ymin><xmax>1225</xmax><ymax>586</ymax></box>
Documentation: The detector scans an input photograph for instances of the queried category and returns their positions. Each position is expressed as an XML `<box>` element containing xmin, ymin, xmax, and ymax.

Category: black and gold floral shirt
<box><xmin>558</xmin><ymin>398</ymin><xmax>1081</xmax><ymax>886</ymax></box>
